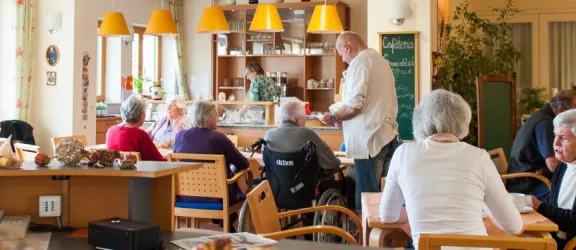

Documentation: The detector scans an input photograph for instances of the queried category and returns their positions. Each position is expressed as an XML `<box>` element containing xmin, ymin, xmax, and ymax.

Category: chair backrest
<box><xmin>51</xmin><ymin>135</ymin><xmax>88</xmax><ymax>155</ymax></box>
<box><xmin>14</xmin><ymin>143</ymin><xmax>41</xmax><ymax>161</ymax></box>
<box><xmin>488</xmin><ymin>148</ymin><xmax>508</xmax><ymax>175</ymax></box>
<box><xmin>119</xmin><ymin>151</ymin><xmax>142</xmax><ymax>160</ymax></box>
<box><xmin>226</xmin><ymin>135</ymin><xmax>238</xmax><ymax>146</ymax></box>
<box><xmin>245</xmin><ymin>180</ymin><xmax>282</xmax><ymax>234</ymax></box>
<box><xmin>418</xmin><ymin>233</ymin><xmax>556</xmax><ymax>250</ymax></box>
<box><xmin>167</xmin><ymin>153</ymin><xmax>229</xmax><ymax>200</ymax></box>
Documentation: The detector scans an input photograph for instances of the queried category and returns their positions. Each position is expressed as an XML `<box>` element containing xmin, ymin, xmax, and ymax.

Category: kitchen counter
<box><xmin>217</xmin><ymin>123</ymin><xmax>341</xmax><ymax>131</ymax></box>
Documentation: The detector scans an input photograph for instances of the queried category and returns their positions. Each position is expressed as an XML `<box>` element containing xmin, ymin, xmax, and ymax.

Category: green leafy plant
<box><xmin>96</xmin><ymin>102</ymin><xmax>107</xmax><ymax>111</ymax></box>
<box><xmin>520</xmin><ymin>88</ymin><xmax>546</xmax><ymax>114</ymax></box>
<box><xmin>133</xmin><ymin>76</ymin><xmax>153</xmax><ymax>93</ymax></box>
<box><xmin>438</xmin><ymin>0</ymin><xmax>521</xmax><ymax>145</ymax></box>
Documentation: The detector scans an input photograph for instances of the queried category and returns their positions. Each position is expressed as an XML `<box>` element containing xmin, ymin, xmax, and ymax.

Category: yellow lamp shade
<box><xmin>98</xmin><ymin>12</ymin><xmax>130</xmax><ymax>37</ymax></box>
<box><xmin>145</xmin><ymin>9</ymin><xmax>178</xmax><ymax>36</ymax></box>
<box><xmin>249</xmin><ymin>4</ymin><xmax>284</xmax><ymax>32</ymax></box>
<box><xmin>196</xmin><ymin>6</ymin><xmax>230</xmax><ymax>34</ymax></box>
<box><xmin>307</xmin><ymin>5</ymin><xmax>344</xmax><ymax>34</ymax></box>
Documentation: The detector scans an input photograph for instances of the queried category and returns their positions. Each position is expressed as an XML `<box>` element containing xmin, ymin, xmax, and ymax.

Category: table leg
<box><xmin>128</xmin><ymin>177</ymin><xmax>152</xmax><ymax>222</ymax></box>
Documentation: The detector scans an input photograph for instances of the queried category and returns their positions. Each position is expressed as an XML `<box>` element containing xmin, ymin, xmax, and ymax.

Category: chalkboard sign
<box><xmin>379</xmin><ymin>32</ymin><xmax>419</xmax><ymax>140</ymax></box>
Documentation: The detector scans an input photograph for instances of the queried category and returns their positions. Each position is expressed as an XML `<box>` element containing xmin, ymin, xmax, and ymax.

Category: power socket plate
<box><xmin>39</xmin><ymin>195</ymin><xmax>61</xmax><ymax>217</ymax></box>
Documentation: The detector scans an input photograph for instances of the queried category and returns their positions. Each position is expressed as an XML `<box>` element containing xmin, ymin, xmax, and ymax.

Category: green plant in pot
<box><xmin>437</xmin><ymin>0</ymin><xmax>521</xmax><ymax>145</ymax></box>
<box><xmin>520</xmin><ymin>87</ymin><xmax>546</xmax><ymax>114</ymax></box>
<box><xmin>132</xmin><ymin>76</ymin><xmax>153</xmax><ymax>94</ymax></box>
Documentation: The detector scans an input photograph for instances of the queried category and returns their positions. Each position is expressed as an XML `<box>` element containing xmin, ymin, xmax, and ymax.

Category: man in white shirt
<box><xmin>322</xmin><ymin>31</ymin><xmax>399</xmax><ymax>210</ymax></box>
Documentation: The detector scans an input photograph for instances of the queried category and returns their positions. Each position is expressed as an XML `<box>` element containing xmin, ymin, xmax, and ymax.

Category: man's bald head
<box><xmin>336</xmin><ymin>31</ymin><xmax>368</xmax><ymax>64</ymax></box>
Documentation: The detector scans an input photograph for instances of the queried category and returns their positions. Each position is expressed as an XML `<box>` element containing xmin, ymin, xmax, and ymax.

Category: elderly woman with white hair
<box><xmin>529</xmin><ymin>109</ymin><xmax>576</xmax><ymax>249</ymax></box>
<box><xmin>379</xmin><ymin>89</ymin><xmax>524</xmax><ymax>249</ymax></box>
<box><xmin>147</xmin><ymin>95</ymin><xmax>191</xmax><ymax>147</ymax></box>
<box><xmin>106</xmin><ymin>94</ymin><xmax>165</xmax><ymax>161</ymax></box>
<box><xmin>173</xmin><ymin>100</ymin><xmax>249</xmax><ymax>232</ymax></box>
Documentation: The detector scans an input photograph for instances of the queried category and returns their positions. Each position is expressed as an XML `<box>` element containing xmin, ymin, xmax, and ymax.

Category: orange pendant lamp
<box><xmin>145</xmin><ymin>0</ymin><xmax>178</xmax><ymax>36</ymax></box>
<box><xmin>98</xmin><ymin>0</ymin><xmax>130</xmax><ymax>37</ymax></box>
<box><xmin>307</xmin><ymin>0</ymin><xmax>343</xmax><ymax>34</ymax></box>
<box><xmin>249</xmin><ymin>1</ymin><xmax>284</xmax><ymax>32</ymax></box>
<box><xmin>197</xmin><ymin>0</ymin><xmax>230</xmax><ymax>34</ymax></box>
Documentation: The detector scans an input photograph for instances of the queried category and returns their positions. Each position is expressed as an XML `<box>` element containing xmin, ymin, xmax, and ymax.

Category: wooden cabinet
<box><xmin>213</xmin><ymin>1</ymin><xmax>350</xmax><ymax>112</ymax></box>
<box><xmin>96</xmin><ymin>117</ymin><xmax>122</xmax><ymax>144</ymax></box>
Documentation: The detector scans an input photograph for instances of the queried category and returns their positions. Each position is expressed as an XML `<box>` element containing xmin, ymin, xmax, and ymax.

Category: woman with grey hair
<box><xmin>147</xmin><ymin>95</ymin><xmax>191</xmax><ymax>147</ymax></box>
<box><xmin>172</xmin><ymin>100</ymin><xmax>249</xmax><ymax>232</ymax></box>
<box><xmin>529</xmin><ymin>109</ymin><xmax>576</xmax><ymax>249</ymax></box>
<box><xmin>106</xmin><ymin>94</ymin><xmax>164</xmax><ymax>161</ymax></box>
<box><xmin>379</xmin><ymin>89</ymin><xmax>524</xmax><ymax>249</ymax></box>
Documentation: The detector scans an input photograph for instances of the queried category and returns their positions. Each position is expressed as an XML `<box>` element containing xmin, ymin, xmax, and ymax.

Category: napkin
<box><xmin>0</xmin><ymin>136</ymin><xmax>13</xmax><ymax>158</ymax></box>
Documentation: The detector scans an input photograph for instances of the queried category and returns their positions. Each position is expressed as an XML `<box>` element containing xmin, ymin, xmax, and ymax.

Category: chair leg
<box><xmin>174</xmin><ymin>216</ymin><xmax>179</xmax><ymax>230</ymax></box>
<box><xmin>186</xmin><ymin>217</ymin><xmax>192</xmax><ymax>228</ymax></box>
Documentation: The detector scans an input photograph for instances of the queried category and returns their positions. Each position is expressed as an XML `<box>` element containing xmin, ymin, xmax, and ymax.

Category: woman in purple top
<box><xmin>173</xmin><ymin>100</ymin><xmax>249</xmax><ymax>205</ymax></box>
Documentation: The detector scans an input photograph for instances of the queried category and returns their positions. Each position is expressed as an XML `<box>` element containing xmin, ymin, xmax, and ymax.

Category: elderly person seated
<box><xmin>173</xmin><ymin>100</ymin><xmax>249</xmax><ymax>232</ymax></box>
<box><xmin>106</xmin><ymin>94</ymin><xmax>164</xmax><ymax>161</ymax></box>
<box><xmin>146</xmin><ymin>95</ymin><xmax>190</xmax><ymax>147</ymax></box>
<box><xmin>379</xmin><ymin>89</ymin><xmax>524</xmax><ymax>249</ymax></box>
<box><xmin>529</xmin><ymin>109</ymin><xmax>576</xmax><ymax>250</ymax></box>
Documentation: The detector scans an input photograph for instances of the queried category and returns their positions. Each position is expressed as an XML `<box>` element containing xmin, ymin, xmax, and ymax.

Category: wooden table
<box><xmin>0</xmin><ymin>161</ymin><xmax>202</xmax><ymax>231</ymax></box>
<box><xmin>361</xmin><ymin>192</ymin><xmax>559</xmax><ymax>247</ymax></box>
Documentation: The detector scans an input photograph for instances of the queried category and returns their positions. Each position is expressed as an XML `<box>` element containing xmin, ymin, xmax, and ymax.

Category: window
<box><xmin>96</xmin><ymin>20</ymin><xmax>106</xmax><ymax>102</ymax></box>
<box><xmin>0</xmin><ymin>0</ymin><xmax>17</xmax><ymax>120</ymax></box>
<box><xmin>132</xmin><ymin>26</ymin><xmax>162</xmax><ymax>93</ymax></box>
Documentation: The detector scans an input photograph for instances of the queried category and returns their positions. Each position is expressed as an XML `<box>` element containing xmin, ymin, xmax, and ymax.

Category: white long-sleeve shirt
<box><xmin>379</xmin><ymin>140</ymin><xmax>523</xmax><ymax>250</ymax></box>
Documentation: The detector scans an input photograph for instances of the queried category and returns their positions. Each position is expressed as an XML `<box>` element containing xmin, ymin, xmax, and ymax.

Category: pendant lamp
<box><xmin>307</xmin><ymin>0</ymin><xmax>343</xmax><ymax>34</ymax></box>
<box><xmin>98</xmin><ymin>0</ymin><xmax>130</xmax><ymax>37</ymax></box>
<box><xmin>197</xmin><ymin>0</ymin><xmax>230</xmax><ymax>34</ymax></box>
<box><xmin>249</xmin><ymin>1</ymin><xmax>283</xmax><ymax>32</ymax></box>
<box><xmin>145</xmin><ymin>0</ymin><xmax>178</xmax><ymax>36</ymax></box>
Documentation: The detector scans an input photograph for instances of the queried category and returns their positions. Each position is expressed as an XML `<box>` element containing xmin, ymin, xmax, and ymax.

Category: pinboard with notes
<box><xmin>379</xmin><ymin>31</ymin><xmax>420</xmax><ymax>140</ymax></box>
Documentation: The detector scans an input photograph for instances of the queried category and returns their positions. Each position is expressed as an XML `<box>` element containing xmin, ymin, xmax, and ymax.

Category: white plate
<box><xmin>519</xmin><ymin>206</ymin><xmax>533</xmax><ymax>214</ymax></box>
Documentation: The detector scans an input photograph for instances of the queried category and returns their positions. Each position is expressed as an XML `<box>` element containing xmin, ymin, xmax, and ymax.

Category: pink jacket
<box><xmin>147</xmin><ymin>115</ymin><xmax>191</xmax><ymax>141</ymax></box>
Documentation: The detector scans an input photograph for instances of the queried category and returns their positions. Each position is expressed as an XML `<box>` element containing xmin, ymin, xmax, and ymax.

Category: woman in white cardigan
<box><xmin>379</xmin><ymin>89</ymin><xmax>525</xmax><ymax>249</ymax></box>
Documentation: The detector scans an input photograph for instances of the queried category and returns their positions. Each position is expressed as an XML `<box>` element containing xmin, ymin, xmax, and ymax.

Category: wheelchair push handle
<box><xmin>250</xmin><ymin>138</ymin><xmax>266</xmax><ymax>157</ymax></box>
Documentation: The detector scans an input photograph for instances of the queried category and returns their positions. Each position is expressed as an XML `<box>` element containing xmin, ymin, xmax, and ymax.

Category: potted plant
<box><xmin>96</xmin><ymin>102</ymin><xmax>108</xmax><ymax>117</ymax></box>
<box><xmin>132</xmin><ymin>76</ymin><xmax>153</xmax><ymax>94</ymax></box>
<box><xmin>437</xmin><ymin>0</ymin><xmax>521</xmax><ymax>145</ymax></box>
<box><xmin>520</xmin><ymin>87</ymin><xmax>546</xmax><ymax>114</ymax></box>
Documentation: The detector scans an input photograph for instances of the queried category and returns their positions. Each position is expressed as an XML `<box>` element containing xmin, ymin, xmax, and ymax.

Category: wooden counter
<box><xmin>96</xmin><ymin>116</ymin><xmax>122</xmax><ymax>144</ymax></box>
<box><xmin>0</xmin><ymin>161</ymin><xmax>202</xmax><ymax>231</ymax></box>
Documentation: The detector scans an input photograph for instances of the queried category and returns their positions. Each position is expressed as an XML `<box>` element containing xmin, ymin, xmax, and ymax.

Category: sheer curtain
<box><xmin>170</xmin><ymin>0</ymin><xmax>190</xmax><ymax>100</ymax></box>
<box><xmin>14</xmin><ymin>0</ymin><xmax>36</xmax><ymax>121</ymax></box>
<box><xmin>549</xmin><ymin>21</ymin><xmax>576</xmax><ymax>90</ymax></box>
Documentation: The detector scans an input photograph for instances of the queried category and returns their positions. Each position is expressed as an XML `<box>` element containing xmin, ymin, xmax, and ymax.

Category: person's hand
<box><xmin>529</xmin><ymin>195</ymin><xmax>542</xmax><ymax>211</ymax></box>
<box><xmin>321</xmin><ymin>113</ymin><xmax>334</xmax><ymax>126</ymax></box>
<box><xmin>334</xmin><ymin>120</ymin><xmax>343</xmax><ymax>129</ymax></box>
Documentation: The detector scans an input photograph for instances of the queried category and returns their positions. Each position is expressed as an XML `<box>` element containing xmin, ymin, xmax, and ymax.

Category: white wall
<box><xmin>183</xmin><ymin>0</ymin><xmax>366</xmax><ymax>98</ymax></box>
<box><xmin>30</xmin><ymin>0</ymin><xmax>162</xmax><ymax>151</ymax></box>
<box><xmin>367</xmin><ymin>0</ymin><xmax>436</xmax><ymax>102</ymax></box>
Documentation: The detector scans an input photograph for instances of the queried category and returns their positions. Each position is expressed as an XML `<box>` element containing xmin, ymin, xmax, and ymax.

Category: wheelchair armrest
<box><xmin>228</xmin><ymin>169</ymin><xmax>254</xmax><ymax>193</ymax></box>
<box><xmin>260</xmin><ymin>226</ymin><xmax>358</xmax><ymax>245</ymax></box>
<box><xmin>324</xmin><ymin>166</ymin><xmax>348</xmax><ymax>177</ymax></box>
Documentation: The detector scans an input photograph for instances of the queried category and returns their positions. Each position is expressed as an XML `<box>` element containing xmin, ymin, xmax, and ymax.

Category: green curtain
<box><xmin>170</xmin><ymin>0</ymin><xmax>190</xmax><ymax>100</ymax></box>
<box><xmin>14</xmin><ymin>0</ymin><xmax>35</xmax><ymax>121</ymax></box>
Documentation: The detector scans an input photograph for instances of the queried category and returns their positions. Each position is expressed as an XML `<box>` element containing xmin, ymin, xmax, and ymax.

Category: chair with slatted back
<box><xmin>51</xmin><ymin>135</ymin><xmax>88</xmax><ymax>156</ymax></box>
<box><xmin>226</xmin><ymin>135</ymin><xmax>238</xmax><ymax>147</ymax></box>
<box><xmin>245</xmin><ymin>180</ymin><xmax>362</xmax><ymax>244</ymax></box>
<box><xmin>119</xmin><ymin>151</ymin><xmax>142</xmax><ymax>160</ymax></box>
<box><xmin>418</xmin><ymin>233</ymin><xmax>556</xmax><ymax>250</ymax></box>
<box><xmin>168</xmin><ymin>153</ymin><xmax>253</xmax><ymax>232</ymax></box>
<box><xmin>14</xmin><ymin>143</ymin><xmax>41</xmax><ymax>161</ymax></box>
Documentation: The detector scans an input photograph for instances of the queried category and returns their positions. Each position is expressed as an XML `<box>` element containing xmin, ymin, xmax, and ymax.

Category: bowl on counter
<box><xmin>245</xmin><ymin>105</ymin><xmax>264</xmax><ymax>123</ymax></box>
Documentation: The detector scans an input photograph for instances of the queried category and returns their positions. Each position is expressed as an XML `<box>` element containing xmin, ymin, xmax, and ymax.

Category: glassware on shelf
<box><xmin>228</xmin><ymin>20</ymin><xmax>244</xmax><ymax>32</ymax></box>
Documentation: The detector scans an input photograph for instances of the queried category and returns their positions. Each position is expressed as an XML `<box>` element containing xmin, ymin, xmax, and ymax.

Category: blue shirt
<box><xmin>534</xmin><ymin>120</ymin><xmax>555</xmax><ymax>159</ymax></box>
<box><xmin>152</xmin><ymin>120</ymin><xmax>173</xmax><ymax>143</ymax></box>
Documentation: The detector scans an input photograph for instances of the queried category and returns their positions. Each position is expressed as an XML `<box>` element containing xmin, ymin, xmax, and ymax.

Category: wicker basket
<box><xmin>305</xmin><ymin>116</ymin><xmax>326</xmax><ymax>127</ymax></box>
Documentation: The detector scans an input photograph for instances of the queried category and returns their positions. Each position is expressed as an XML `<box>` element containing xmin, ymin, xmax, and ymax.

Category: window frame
<box><xmin>133</xmin><ymin>26</ymin><xmax>162</xmax><ymax>85</ymax></box>
<box><xmin>97</xmin><ymin>20</ymin><xmax>106</xmax><ymax>102</ymax></box>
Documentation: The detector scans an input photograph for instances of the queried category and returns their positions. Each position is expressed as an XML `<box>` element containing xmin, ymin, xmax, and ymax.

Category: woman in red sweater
<box><xmin>106</xmin><ymin>94</ymin><xmax>165</xmax><ymax>161</ymax></box>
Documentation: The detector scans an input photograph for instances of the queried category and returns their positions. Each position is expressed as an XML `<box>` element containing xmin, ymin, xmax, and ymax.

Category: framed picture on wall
<box><xmin>46</xmin><ymin>45</ymin><xmax>59</xmax><ymax>66</ymax></box>
<box><xmin>46</xmin><ymin>71</ymin><xmax>57</xmax><ymax>86</ymax></box>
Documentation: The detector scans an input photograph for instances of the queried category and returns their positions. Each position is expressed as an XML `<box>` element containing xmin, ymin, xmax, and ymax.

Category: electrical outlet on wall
<box><xmin>39</xmin><ymin>195</ymin><xmax>61</xmax><ymax>217</ymax></box>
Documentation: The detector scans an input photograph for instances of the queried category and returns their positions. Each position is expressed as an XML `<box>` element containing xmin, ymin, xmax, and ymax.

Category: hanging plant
<box><xmin>437</xmin><ymin>0</ymin><xmax>521</xmax><ymax>145</ymax></box>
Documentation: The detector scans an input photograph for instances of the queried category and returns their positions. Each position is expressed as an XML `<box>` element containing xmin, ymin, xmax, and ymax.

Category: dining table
<box><xmin>361</xmin><ymin>192</ymin><xmax>559</xmax><ymax>247</ymax></box>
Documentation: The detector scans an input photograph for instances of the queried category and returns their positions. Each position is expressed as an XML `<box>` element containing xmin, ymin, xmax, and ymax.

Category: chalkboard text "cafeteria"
<box><xmin>383</xmin><ymin>37</ymin><xmax>415</xmax><ymax>54</ymax></box>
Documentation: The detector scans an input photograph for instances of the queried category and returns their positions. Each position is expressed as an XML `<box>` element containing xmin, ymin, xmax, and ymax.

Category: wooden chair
<box><xmin>226</xmin><ymin>135</ymin><xmax>238</xmax><ymax>147</ymax></box>
<box><xmin>418</xmin><ymin>233</ymin><xmax>556</xmax><ymax>250</ymax></box>
<box><xmin>119</xmin><ymin>151</ymin><xmax>142</xmax><ymax>160</ymax></box>
<box><xmin>488</xmin><ymin>148</ymin><xmax>508</xmax><ymax>175</ymax></box>
<box><xmin>51</xmin><ymin>135</ymin><xmax>88</xmax><ymax>155</ymax></box>
<box><xmin>168</xmin><ymin>153</ymin><xmax>253</xmax><ymax>232</ymax></box>
<box><xmin>245</xmin><ymin>180</ymin><xmax>362</xmax><ymax>245</ymax></box>
<box><xmin>14</xmin><ymin>143</ymin><xmax>41</xmax><ymax>161</ymax></box>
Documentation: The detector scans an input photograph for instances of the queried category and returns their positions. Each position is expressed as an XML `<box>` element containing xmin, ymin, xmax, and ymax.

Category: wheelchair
<box><xmin>237</xmin><ymin>138</ymin><xmax>357</xmax><ymax>243</ymax></box>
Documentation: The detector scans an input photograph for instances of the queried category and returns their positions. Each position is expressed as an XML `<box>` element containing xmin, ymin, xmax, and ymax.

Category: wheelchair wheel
<box><xmin>312</xmin><ymin>188</ymin><xmax>357</xmax><ymax>244</ymax></box>
<box><xmin>237</xmin><ymin>201</ymin><xmax>255</xmax><ymax>233</ymax></box>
